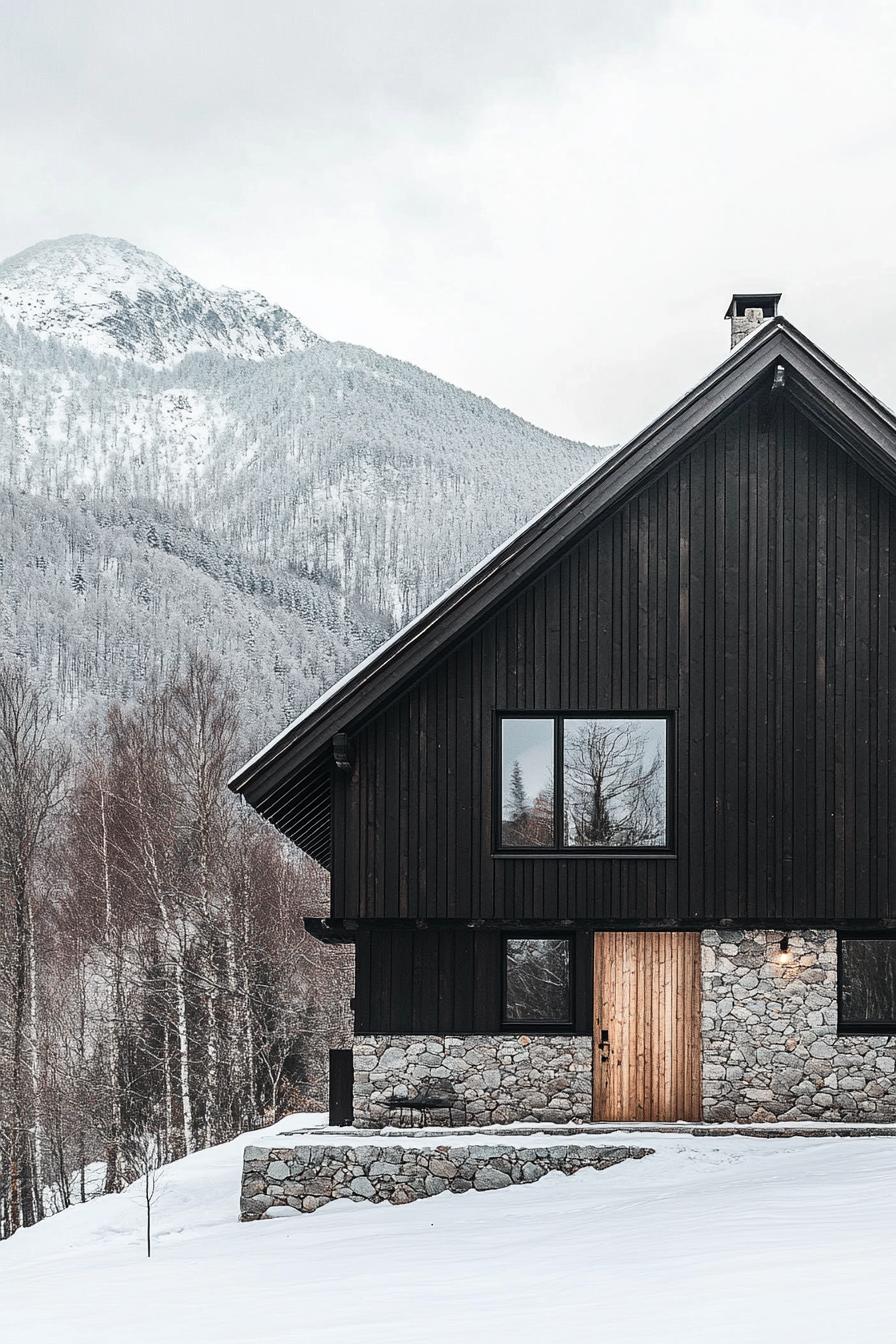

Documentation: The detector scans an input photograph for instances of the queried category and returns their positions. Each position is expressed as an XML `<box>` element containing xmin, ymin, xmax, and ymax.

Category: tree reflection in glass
<box><xmin>505</xmin><ymin>937</ymin><xmax>571</xmax><ymax>1024</ymax></box>
<box><xmin>501</xmin><ymin>718</ymin><xmax>554</xmax><ymax>847</ymax></box>
<box><xmin>563</xmin><ymin>717</ymin><xmax>666</xmax><ymax>847</ymax></box>
<box><xmin>840</xmin><ymin>939</ymin><xmax>896</xmax><ymax>1027</ymax></box>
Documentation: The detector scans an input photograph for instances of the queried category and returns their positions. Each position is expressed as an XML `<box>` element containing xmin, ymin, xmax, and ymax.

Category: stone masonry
<box><xmin>348</xmin><ymin>934</ymin><xmax>896</xmax><ymax>1128</ymax></box>
<box><xmin>353</xmin><ymin>1034</ymin><xmax>593</xmax><ymax>1127</ymax></box>
<box><xmin>701</xmin><ymin>929</ymin><xmax>896</xmax><ymax>1122</ymax></box>
<box><xmin>240</xmin><ymin>1141</ymin><xmax>651</xmax><ymax>1217</ymax></box>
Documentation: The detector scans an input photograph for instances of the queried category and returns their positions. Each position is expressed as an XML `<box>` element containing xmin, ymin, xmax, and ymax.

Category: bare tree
<box><xmin>505</xmin><ymin>937</ymin><xmax>570</xmax><ymax>1022</ymax></box>
<box><xmin>563</xmin><ymin>719</ymin><xmax>665</xmax><ymax>847</ymax></box>
<box><xmin>0</xmin><ymin>664</ymin><xmax>70</xmax><ymax>1232</ymax></box>
<box><xmin>125</xmin><ymin>1127</ymin><xmax>163</xmax><ymax>1259</ymax></box>
<box><xmin>502</xmin><ymin>761</ymin><xmax>554</xmax><ymax>847</ymax></box>
<box><xmin>164</xmin><ymin>655</ymin><xmax>238</xmax><ymax>1147</ymax></box>
<box><xmin>0</xmin><ymin>654</ymin><xmax>353</xmax><ymax>1239</ymax></box>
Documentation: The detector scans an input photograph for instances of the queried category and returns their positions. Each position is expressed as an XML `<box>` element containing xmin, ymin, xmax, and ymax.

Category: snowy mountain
<box><xmin>0</xmin><ymin>235</ymin><xmax>318</xmax><ymax>367</ymax></box>
<box><xmin>0</xmin><ymin>235</ymin><xmax>604</xmax><ymax>752</ymax></box>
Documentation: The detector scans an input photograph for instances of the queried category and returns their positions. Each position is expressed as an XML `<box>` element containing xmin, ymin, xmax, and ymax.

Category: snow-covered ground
<box><xmin>1</xmin><ymin>1115</ymin><xmax>893</xmax><ymax>1343</ymax></box>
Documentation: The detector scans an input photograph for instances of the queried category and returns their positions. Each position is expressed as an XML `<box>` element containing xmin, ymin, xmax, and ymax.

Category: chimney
<box><xmin>725</xmin><ymin>293</ymin><xmax>781</xmax><ymax>349</ymax></box>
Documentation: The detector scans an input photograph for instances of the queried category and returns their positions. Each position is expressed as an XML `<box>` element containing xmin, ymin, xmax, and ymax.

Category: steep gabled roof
<box><xmin>229</xmin><ymin>315</ymin><xmax>896</xmax><ymax>866</ymax></box>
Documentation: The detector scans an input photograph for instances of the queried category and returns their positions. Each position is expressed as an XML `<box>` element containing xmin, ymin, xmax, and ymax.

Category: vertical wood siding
<box><xmin>335</xmin><ymin>389</ymin><xmax>896</xmax><ymax>924</ymax></box>
<box><xmin>354</xmin><ymin>927</ymin><xmax>593</xmax><ymax>1035</ymax></box>
<box><xmin>592</xmin><ymin>931</ymin><xmax>701</xmax><ymax>1122</ymax></box>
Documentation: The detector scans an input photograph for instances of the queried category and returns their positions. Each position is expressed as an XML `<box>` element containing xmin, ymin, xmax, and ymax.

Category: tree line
<box><xmin>0</xmin><ymin>654</ymin><xmax>350</xmax><ymax>1238</ymax></box>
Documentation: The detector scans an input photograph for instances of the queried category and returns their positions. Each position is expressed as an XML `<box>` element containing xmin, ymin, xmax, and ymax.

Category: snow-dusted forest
<box><xmin>0</xmin><ymin>655</ymin><xmax>350</xmax><ymax>1236</ymax></box>
<box><xmin>0</xmin><ymin>234</ymin><xmax>605</xmax><ymax>1235</ymax></box>
<box><xmin>0</xmin><ymin>235</ymin><xmax>602</xmax><ymax>750</ymax></box>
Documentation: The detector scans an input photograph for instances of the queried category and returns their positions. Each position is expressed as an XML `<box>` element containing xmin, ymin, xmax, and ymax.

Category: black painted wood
<box><xmin>328</xmin><ymin>1049</ymin><xmax>354</xmax><ymax>1126</ymax></box>
<box><xmin>354</xmin><ymin>927</ymin><xmax>592</xmax><ymax>1034</ymax></box>
<box><xmin>232</xmin><ymin>318</ymin><xmax>896</xmax><ymax>862</ymax></box>
<box><xmin>334</xmin><ymin>386</ymin><xmax>896</xmax><ymax>926</ymax></box>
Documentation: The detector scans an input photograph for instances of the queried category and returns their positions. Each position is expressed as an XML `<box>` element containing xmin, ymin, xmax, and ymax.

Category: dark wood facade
<box><xmin>231</xmin><ymin>316</ymin><xmax>896</xmax><ymax>1041</ymax></box>
<box><xmin>353</xmin><ymin>926</ymin><xmax>593</xmax><ymax>1034</ymax></box>
<box><xmin>332</xmin><ymin>385</ymin><xmax>896</xmax><ymax>928</ymax></box>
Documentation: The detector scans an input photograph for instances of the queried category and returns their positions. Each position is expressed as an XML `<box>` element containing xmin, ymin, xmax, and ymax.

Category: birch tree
<box><xmin>0</xmin><ymin>665</ymin><xmax>70</xmax><ymax>1231</ymax></box>
<box><xmin>0</xmin><ymin>655</ymin><xmax>353</xmax><ymax>1239</ymax></box>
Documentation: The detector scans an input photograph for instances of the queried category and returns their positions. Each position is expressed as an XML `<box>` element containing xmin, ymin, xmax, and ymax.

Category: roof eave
<box><xmin>230</xmin><ymin>317</ymin><xmax>793</xmax><ymax>804</ymax></box>
<box><xmin>232</xmin><ymin>315</ymin><xmax>896</xmax><ymax>816</ymax></box>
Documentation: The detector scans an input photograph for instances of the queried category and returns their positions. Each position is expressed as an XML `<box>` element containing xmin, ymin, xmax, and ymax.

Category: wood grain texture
<box><xmin>333</xmin><ymin>387</ymin><xmax>896</xmax><ymax>925</ymax></box>
<box><xmin>593</xmin><ymin>931</ymin><xmax>701</xmax><ymax>1122</ymax></box>
<box><xmin>354</xmin><ymin>926</ymin><xmax>594</xmax><ymax>1034</ymax></box>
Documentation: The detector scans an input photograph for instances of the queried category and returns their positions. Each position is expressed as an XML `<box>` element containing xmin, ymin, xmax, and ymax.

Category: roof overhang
<box><xmin>303</xmin><ymin>917</ymin><xmax>356</xmax><ymax>945</ymax></box>
<box><xmin>230</xmin><ymin>316</ymin><xmax>896</xmax><ymax>864</ymax></box>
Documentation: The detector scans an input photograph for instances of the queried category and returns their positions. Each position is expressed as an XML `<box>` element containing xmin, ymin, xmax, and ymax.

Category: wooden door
<box><xmin>593</xmin><ymin>931</ymin><xmax>702</xmax><ymax>1122</ymax></box>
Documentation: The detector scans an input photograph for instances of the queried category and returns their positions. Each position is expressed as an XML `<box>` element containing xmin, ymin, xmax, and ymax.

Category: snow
<box><xmin>0</xmin><ymin>234</ymin><xmax>318</xmax><ymax>366</ymax></box>
<box><xmin>0</xmin><ymin>236</ymin><xmax>600</xmax><ymax>742</ymax></box>
<box><xmin>2</xmin><ymin>1113</ymin><xmax>894</xmax><ymax>1343</ymax></box>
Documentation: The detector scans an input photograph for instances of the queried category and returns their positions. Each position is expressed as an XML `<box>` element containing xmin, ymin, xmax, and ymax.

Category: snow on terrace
<box><xmin>0</xmin><ymin>1115</ymin><xmax>893</xmax><ymax>1344</ymax></box>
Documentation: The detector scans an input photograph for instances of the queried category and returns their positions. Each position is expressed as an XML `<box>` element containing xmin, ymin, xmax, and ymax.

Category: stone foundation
<box><xmin>240</xmin><ymin>1141</ymin><xmax>651</xmax><ymax>1217</ymax></box>
<box><xmin>353</xmin><ymin>1034</ymin><xmax>592</xmax><ymax>1127</ymax></box>
<box><xmin>701</xmin><ymin>929</ymin><xmax>896</xmax><ymax>1122</ymax></box>
<box><xmin>348</xmin><ymin>934</ymin><xmax>896</xmax><ymax>1128</ymax></box>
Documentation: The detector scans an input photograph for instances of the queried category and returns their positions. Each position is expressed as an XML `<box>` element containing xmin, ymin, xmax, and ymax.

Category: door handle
<box><xmin>599</xmin><ymin>1028</ymin><xmax>610</xmax><ymax>1062</ymax></box>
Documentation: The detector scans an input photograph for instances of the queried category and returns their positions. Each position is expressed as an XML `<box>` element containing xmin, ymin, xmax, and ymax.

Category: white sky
<box><xmin>502</xmin><ymin>718</ymin><xmax>554</xmax><ymax>811</ymax></box>
<box><xmin>2</xmin><ymin>0</ymin><xmax>895</xmax><ymax>444</ymax></box>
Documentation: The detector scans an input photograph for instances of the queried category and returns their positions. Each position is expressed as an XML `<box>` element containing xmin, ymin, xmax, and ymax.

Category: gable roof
<box><xmin>229</xmin><ymin>315</ymin><xmax>896</xmax><ymax>866</ymax></box>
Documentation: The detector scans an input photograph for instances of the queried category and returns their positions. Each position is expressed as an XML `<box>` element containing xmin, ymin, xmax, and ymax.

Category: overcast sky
<box><xmin>2</xmin><ymin>0</ymin><xmax>895</xmax><ymax>445</ymax></box>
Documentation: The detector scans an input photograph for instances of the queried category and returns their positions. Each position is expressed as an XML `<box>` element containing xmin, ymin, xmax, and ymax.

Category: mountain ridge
<box><xmin>0</xmin><ymin>234</ymin><xmax>606</xmax><ymax>752</ymax></box>
<box><xmin>0</xmin><ymin>234</ymin><xmax>319</xmax><ymax>367</ymax></box>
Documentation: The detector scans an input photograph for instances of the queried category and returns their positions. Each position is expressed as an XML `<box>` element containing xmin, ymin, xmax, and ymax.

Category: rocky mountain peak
<box><xmin>0</xmin><ymin>233</ymin><xmax>318</xmax><ymax>367</ymax></box>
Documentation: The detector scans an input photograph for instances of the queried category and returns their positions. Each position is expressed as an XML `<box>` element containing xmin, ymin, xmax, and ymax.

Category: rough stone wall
<box><xmin>701</xmin><ymin>929</ymin><xmax>896</xmax><ymax>1122</ymax></box>
<box><xmin>353</xmin><ymin>1035</ymin><xmax>593</xmax><ymax>1127</ymax></box>
<box><xmin>730</xmin><ymin>309</ymin><xmax>766</xmax><ymax>347</ymax></box>
<box><xmin>241</xmin><ymin>1141</ymin><xmax>651</xmax><ymax>1217</ymax></box>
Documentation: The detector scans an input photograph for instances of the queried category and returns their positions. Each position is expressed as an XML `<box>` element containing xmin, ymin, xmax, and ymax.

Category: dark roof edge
<box><xmin>230</xmin><ymin>319</ymin><xmax>782</xmax><ymax>799</ymax></box>
<box><xmin>304</xmin><ymin>917</ymin><xmax>356</xmax><ymax>945</ymax></box>
<box><xmin>231</xmin><ymin>316</ymin><xmax>896</xmax><ymax>807</ymax></box>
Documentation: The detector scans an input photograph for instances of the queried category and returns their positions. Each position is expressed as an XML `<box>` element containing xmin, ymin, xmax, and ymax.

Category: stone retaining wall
<box><xmin>353</xmin><ymin>1034</ymin><xmax>592</xmax><ymax>1127</ymax></box>
<box><xmin>240</xmin><ymin>1141</ymin><xmax>651</xmax><ymax>1217</ymax></box>
<box><xmin>701</xmin><ymin>928</ymin><xmax>896</xmax><ymax>1122</ymax></box>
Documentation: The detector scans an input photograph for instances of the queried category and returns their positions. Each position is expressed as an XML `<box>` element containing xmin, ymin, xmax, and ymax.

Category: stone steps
<box><xmin>280</xmin><ymin>1121</ymin><xmax>896</xmax><ymax>1140</ymax></box>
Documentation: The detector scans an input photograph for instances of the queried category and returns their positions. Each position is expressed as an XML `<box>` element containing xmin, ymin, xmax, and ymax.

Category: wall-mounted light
<box><xmin>776</xmin><ymin>934</ymin><xmax>792</xmax><ymax>965</ymax></box>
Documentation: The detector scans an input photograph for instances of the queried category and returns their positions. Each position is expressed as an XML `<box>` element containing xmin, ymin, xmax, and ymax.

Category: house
<box><xmin>230</xmin><ymin>295</ymin><xmax>896</xmax><ymax>1126</ymax></box>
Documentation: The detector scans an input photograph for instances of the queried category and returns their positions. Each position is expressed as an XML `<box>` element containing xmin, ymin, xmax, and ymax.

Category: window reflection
<box><xmin>505</xmin><ymin>937</ymin><xmax>571</xmax><ymax>1024</ymax></box>
<box><xmin>840</xmin><ymin>939</ymin><xmax>896</xmax><ymax>1029</ymax></box>
<box><xmin>500</xmin><ymin>718</ymin><xmax>554</xmax><ymax>847</ymax></box>
<box><xmin>563</xmin><ymin>717</ymin><xmax>667</xmax><ymax>848</ymax></box>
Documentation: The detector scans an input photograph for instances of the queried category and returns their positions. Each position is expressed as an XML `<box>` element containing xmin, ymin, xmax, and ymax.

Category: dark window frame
<box><xmin>837</xmin><ymin>932</ymin><xmax>896</xmax><ymax>1036</ymax></box>
<box><xmin>501</xmin><ymin>930</ymin><xmax>576</xmax><ymax>1032</ymax></box>
<box><xmin>493</xmin><ymin>709</ymin><xmax>674</xmax><ymax>856</ymax></box>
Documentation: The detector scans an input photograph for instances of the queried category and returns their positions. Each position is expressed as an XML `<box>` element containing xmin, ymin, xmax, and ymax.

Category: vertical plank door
<box><xmin>593</xmin><ymin>931</ymin><xmax>702</xmax><ymax>1122</ymax></box>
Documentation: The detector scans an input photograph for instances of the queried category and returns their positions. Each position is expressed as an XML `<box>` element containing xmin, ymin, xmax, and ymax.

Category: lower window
<box><xmin>503</xmin><ymin>934</ymin><xmax>573</xmax><ymax>1029</ymax></box>
<box><xmin>839</xmin><ymin>936</ymin><xmax>896</xmax><ymax>1033</ymax></box>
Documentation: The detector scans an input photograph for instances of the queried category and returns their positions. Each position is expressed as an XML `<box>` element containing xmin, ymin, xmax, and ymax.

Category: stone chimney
<box><xmin>725</xmin><ymin>293</ymin><xmax>781</xmax><ymax>349</ymax></box>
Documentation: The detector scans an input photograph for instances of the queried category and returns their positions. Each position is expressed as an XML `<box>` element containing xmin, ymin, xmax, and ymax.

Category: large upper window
<box><xmin>839</xmin><ymin>937</ymin><xmax>896</xmax><ymax>1033</ymax></box>
<box><xmin>498</xmin><ymin>713</ymin><xmax>670</xmax><ymax>852</ymax></box>
<box><xmin>503</xmin><ymin>935</ymin><xmax>573</xmax><ymax>1028</ymax></box>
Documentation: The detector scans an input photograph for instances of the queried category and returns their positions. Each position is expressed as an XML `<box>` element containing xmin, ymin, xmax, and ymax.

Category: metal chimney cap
<box><xmin>724</xmin><ymin>293</ymin><xmax>782</xmax><ymax>320</ymax></box>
